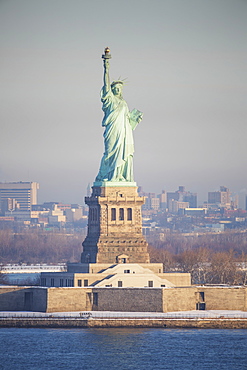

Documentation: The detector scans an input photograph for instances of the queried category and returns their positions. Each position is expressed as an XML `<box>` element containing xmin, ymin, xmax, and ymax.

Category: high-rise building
<box><xmin>157</xmin><ymin>190</ymin><xmax>167</xmax><ymax>210</ymax></box>
<box><xmin>167</xmin><ymin>186</ymin><xmax>197</xmax><ymax>209</ymax></box>
<box><xmin>0</xmin><ymin>198</ymin><xmax>20</xmax><ymax>213</ymax></box>
<box><xmin>168</xmin><ymin>199</ymin><xmax>189</xmax><ymax>213</ymax></box>
<box><xmin>0</xmin><ymin>182</ymin><xmax>39</xmax><ymax>213</ymax></box>
<box><xmin>138</xmin><ymin>188</ymin><xmax>160</xmax><ymax>211</ymax></box>
<box><xmin>208</xmin><ymin>186</ymin><xmax>231</xmax><ymax>209</ymax></box>
<box><xmin>144</xmin><ymin>194</ymin><xmax>160</xmax><ymax>211</ymax></box>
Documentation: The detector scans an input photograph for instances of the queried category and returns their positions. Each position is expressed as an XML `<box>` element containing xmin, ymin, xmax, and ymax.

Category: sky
<box><xmin>0</xmin><ymin>0</ymin><xmax>246</xmax><ymax>206</ymax></box>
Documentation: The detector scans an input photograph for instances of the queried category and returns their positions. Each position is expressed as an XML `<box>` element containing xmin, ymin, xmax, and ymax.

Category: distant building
<box><xmin>48</xmin><ymin>204</ymin><xmax>66</xmax><ymax>224</ymax></box>
<box><xmin>145</xmin><ymin>196</ymin><xmax>160</xmax><ymax>211</ymax></box>
<box><xmin>183</xmin><ymin>193</ymin><xmax>197</xmax><ymax>208</ymax></box>
<box><xmin>193</xmin><ymin>223</ymin><xmax>225</xmax><ymax>233</ymax></box>
<box><xmin>32</xmin><ymin>202</ymin><xmax>85</xmax><ymax>225</ymax></box>
<box><xmin>168</xmin><ymin>200</ymin><xmax>189</xmax><ymax>213</ymax></box>
<box><xmin>138</xmin><ymin>188</ymin><xmax>160</xmax><ymax>211</ymax></box>
<box><xmin>184</xmin><ymin>208</ymin><xmax>207</xmax><ymax>216</ymax></box>
<box><xmin>208</xmin><ymin>186</ymin><xmax>232</xmax><ymax>209</ymax></box>
<box><xmin>87</xmin><ymin>183</ymin><xmax>91</xmax><ymax>197</ymax></box>
<box><xmin>157</xmin><ymin>190</ymin><xmax>167</xmax><ymax>210</ymax></box>
<box><xmin>1</xmin><ymin>197</ymin><xmax>20</xmax><ymax>214</ymax></box>
<box><xmin>35</xmin><ymin>202</ymin><xmax>71</xmax><ymax>211</ymax></box>
<box><xmin>167</xmin><ymin>186</ymin><xmax>197</xmax><ymax>210</ymax></box>
<box><xmin>65</xmin><ymin>207</ymin><xmax>83</xmax><ymax>222</ymax></box>
<box><xmin>0</xmin><ymin>182</ymin><xmax>39</xmax><ymax>215</ymax></box>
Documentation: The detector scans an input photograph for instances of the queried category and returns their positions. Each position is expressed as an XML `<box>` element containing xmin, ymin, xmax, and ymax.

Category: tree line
<box><xmin>148</xmin><ymin>230</ymin><xmax>247</xmax><ymax>285</ymax></box>
<box><xmin>0</xmin><ymin>228</ymin><xmax>247</xmax><ymax>285</ymax></box>
<box><xmin>0</xmin><ymin>229</ymin><xmax>82</xmax><ymax>265</ymax></box>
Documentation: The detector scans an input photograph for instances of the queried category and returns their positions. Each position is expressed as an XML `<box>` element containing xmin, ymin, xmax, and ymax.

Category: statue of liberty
<box><xmin>95</xmin><ymin>48</ymin><xmax>143</xmax><ymax>184</ymax></box>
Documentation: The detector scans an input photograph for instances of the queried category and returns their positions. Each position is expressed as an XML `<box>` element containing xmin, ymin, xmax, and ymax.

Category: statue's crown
<box><xmin>111</xmin><ymin>80</ymin><xmax>124</xmax><ymax>87</ymax></box>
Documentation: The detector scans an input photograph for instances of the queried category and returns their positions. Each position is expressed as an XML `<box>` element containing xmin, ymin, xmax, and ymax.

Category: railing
<box><xmin>1</xmin><ymin>265</ymin><xmax>66</xmax><ymax>273</ymax></box>
<box><xmin>1</xmin><ymin>312</ymin><xmax>247</xmax><ymax>320</ymax></box>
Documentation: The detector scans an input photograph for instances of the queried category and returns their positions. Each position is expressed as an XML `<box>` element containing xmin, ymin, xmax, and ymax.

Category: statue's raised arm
<box><xmin>103</xmin><ymin>60</ymin><xmax>110</xmax><ymax>95</ymax></box>
<box><xmin>95</xmin><ymin>48</ymin><xmax>143</xmax><ymax>185</ymax></box>
<box><xmin>102</xmin><ymin>47</ymin><xmax>111</xmax><ymax>95</ymax></box>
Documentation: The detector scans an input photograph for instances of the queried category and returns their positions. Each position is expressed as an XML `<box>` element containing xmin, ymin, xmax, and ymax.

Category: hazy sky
<box><xmin>0</xmin><ymin>0</ymin><xmax>246</xmax><ymax>206</ymax></box>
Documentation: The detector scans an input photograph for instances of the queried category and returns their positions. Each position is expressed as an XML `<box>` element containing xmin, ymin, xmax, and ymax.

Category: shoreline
<box><xmin>1</xmin><ymin>317</ymin><xmax>247</xmax><ymax>329</ymax></box>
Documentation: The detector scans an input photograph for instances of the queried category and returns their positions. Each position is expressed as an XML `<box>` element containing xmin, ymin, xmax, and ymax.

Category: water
<box><xmin>0</xmin><ymin>328</ymin><xmax>247</xmax><ymax>369</ymax></box>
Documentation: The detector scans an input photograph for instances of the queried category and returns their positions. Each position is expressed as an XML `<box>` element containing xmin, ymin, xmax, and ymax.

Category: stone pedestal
<box><xmin>81</xmin><ymin>185</ymin><xmax>150</xmax><ymax>264</ymax></box>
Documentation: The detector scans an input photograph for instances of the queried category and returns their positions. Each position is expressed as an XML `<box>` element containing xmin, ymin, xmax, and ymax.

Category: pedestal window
<box><xmin>127</xmin><ymin>208</ymin><xmax>132</xmax><ymax>220</ymax></box>
<box><xmin>111</xmin><ymin>208</ymin><xmax>116</xmax><ymax>221</ymax></box>
<box><xmin>119</xmin><ymin>208</ymin><xmax>124</xmax><ymax>220</ymax></box>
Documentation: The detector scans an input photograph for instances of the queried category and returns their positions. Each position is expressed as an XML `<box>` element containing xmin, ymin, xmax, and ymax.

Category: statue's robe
<box><xmin>96</xmin><ymin>88</ymin><xmax>135</xmax><ymax>182</ymax></box>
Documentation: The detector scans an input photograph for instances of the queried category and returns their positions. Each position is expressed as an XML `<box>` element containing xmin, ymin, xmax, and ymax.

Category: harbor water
<box><xmin>0</xmin><ymin>327</ymin><xmax>247</xmax><ymax>369</ymax></box>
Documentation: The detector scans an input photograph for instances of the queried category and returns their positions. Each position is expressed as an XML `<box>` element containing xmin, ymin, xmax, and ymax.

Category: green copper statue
<box><xmin>95</xmin><ymin>47</ymin><xmax>143</xmax><ymax>184</ymax></box>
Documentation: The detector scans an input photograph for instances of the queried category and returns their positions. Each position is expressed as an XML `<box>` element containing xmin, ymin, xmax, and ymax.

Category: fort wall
<box><xmin>1</xmin><ymin>286</ymin><xmax>247</xmax><ymax>313</ymax></box>
<box><xmin>46</xmin><ymin>288</ymin><xmax>92</xmax><ymax>312</ymax></box>
<box><xmin>92</xmin><ymin>288</ymin><xmax>163</xmax><ymax>312</ymax></box>
<box><xmin>163</xmin><ymin>287</ymin><xmax>197</xmax><ymax>312</ymax></box>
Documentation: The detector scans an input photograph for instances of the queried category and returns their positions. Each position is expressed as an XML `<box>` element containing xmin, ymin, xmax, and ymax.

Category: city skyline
<box><xmin>0</xmin><ymin>180</ymin><xmax>243</xmax><ymax>210</ymax></box>
<box><xmin>0</xmin><ymin>0</ymin><xmax>246</xmax><ymax>206</ymax></box>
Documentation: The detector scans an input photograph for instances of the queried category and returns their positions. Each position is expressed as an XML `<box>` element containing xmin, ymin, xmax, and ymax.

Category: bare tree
<box><xmin>148</xmin><ymin>245</ymin><xmax>175</xmax><ymax>272</ymax></box>
<box><xmin>206</xmin><ymin>250</ymin><xmax>238</xmax><ymax>285</ymax></box>
<box><xmin>0</xmin><ymin>230</ymin><xmax>82</xmax><ymax>264</ymax></box>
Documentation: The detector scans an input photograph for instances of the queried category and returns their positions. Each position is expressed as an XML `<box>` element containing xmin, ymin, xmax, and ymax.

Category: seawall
<box><xmin>1</xmin><ymin>317</ymin><xmax>247</xmax><ymax>329</ymax></box>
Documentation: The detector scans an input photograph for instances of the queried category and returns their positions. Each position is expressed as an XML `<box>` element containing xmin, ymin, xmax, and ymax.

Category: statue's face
<box><xmin>111</xmin><ymin>83</ymin><xmax>122</xmax><ymax>97</ymax></box>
